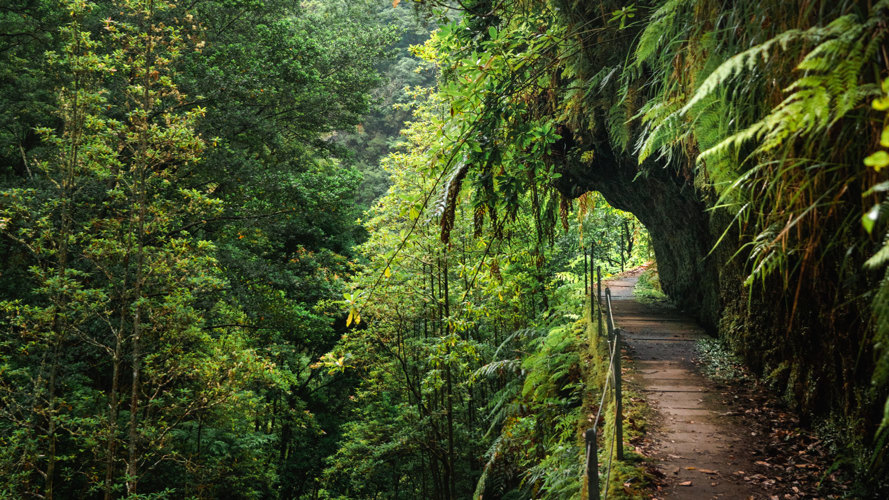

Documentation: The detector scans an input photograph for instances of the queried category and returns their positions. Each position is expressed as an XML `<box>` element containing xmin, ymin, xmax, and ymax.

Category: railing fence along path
<box><xmin>583</xmin><ymin>263</ymin><xmax>624</xmax><ymax>499</ymax></box>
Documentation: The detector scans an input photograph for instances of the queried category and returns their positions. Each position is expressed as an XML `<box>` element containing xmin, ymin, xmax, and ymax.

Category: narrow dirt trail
<box><xmin>607</xmin><ymin>269</ymin><xmax>768</xmax><ymax>499</ymax></box>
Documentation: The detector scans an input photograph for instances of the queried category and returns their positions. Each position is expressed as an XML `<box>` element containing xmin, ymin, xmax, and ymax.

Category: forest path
<box><xmin>606</xmin><ymin>269</ymin><xmax>768</xmax><ymax>499</ymax></box>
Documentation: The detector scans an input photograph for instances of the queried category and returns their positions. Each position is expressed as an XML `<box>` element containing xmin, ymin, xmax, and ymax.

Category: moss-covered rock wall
<box><xmin>556</xmin><ymin>137</ymin><xmax>883</xmax><ymax>440</ymax></box>
<box><xmin>556</xmin><ymin>141</ymin><xmax>721</xmax><ymax>331</ymax></box>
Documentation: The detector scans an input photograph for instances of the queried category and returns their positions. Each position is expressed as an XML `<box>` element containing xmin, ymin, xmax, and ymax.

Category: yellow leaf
<box><xmin>384</xmin><ymin>266</ymin><xmax>391</xmax><ymax>278</ymax></box>
<box><xmin>346</xmin><ymin>310</ymin><xmax>353</xmax><ymax>327</ymax></box>
<box><xmin>864</xmin><ymin>151</ymin><xmax>889</xmax><ymax>171</ymax></box>
<box><xmin>393</xmin><ymin>0</ymin><xmax>400</xmax><ymax>6</ymax></box>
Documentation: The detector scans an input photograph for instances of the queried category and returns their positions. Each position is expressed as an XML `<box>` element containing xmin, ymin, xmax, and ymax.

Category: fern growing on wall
<box><xmin>624</xmin><ymin>0</ymin><xmax>889</xmax><ymax>482</ymax></box>
<box><xmin>863</xmin><ymin>76</ymin><xmax>889</xmax><ymax>476</ymax></box>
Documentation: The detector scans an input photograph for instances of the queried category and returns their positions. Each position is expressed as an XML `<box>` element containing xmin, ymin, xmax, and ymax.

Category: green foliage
<box><xmin>864</xmin><ymin>76</ymin><xmax>889</xmax><ymax>477</ymax></box>
<box><xmin>313</xmin><ymin>53</ymin><xmax>653</xmax><ymax>494</ymax></box>
<box><xmin>334</xmin><ymin>2</ymin><xmax>436</xmax><ymax>209</ymax></box>
<box><xmin>396</xmin><ymin>0</ymin><xmax>889</xmax><ymax>494</ymax></box>
<box><xmin>6</xmin><ymin>0</ymin><xmax>889</xmax><ymax>496</ymax></box>
<box><xmin>0</xmin><ymin>0</ymin><xmax>62</xmax><ymax>181</ymax></box>
<box><xmin>0</xmin><ymin>1</ymin><xmax>263</xmax><ymax>496</ymax></box>
<box><xmin>0</xmin><ymin>0</ymin><xmax>396</xmax><ymax>497</ymax></box>
<box><xmin>633</xmin><ymin>266</ymin><xmax>667</xmax><ymax>304</ymax></box>
<box><xmin>695</xmin><ymin>338</ymin><xmax>752</xmax><ymax>384</ymax></box>
<box><xmin>610</xmin><ymin>4</ymin><xmax>637</xmax><ymax>30</ymax></box>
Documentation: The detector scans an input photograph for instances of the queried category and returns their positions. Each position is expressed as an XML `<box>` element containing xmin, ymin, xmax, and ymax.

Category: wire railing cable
<box><xmin>584</xmin><ymin>286</ymin><xmax>624</xmax><ymax>500</ymax></box>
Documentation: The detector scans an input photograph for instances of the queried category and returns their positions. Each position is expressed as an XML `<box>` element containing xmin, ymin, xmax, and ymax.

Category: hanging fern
<box><xmin>864</xmin><ymin>77</ymin><xmax>889</xmax><ymax>477</ymax></box>
<box><xmin>607</xmin><ymin>87</ymin><xmax>632</xmax><ymax>153</ymax></box>
<box><xmin>635</xmin><ymin>98</ymin><xmax>684</xmax><ymax>163</ymax></box>
<box><xmin>679</xmin><ymin>15</ymin><xmax>857</xmax><ymax>115</ymax></box>
<box><xmin>686</xmin><ymin>10</ymin><xmax>887</xmax><ymax>165</ymax></box>
<box><xmin>633</xmin><ymin>0</ymin><xmax>694</xmax><ymax>69</ymax></box>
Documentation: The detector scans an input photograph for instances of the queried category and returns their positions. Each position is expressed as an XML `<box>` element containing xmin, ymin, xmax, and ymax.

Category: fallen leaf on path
<box><xmin>699</xmin><ymin>469</ymin><xmax>718</xmax><ymax>474</ymax></box>
<box><xmin>679</xmin><ymin>481</ymin><xmax>692</xmax><ymax>486</ymax></box>
<box><xmin>685</xmin><ymin>466</ymin><xmax>697</xmax><ymax>470</ymax></box>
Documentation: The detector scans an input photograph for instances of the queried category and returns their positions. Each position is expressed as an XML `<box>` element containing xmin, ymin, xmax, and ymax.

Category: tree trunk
<box><xmin>442</xmin><ymin>250</ymin><xmax>455</xmax><ymax>500</ymax></box>
<box><xmin>103</xmin><ymin>329</ymin><xmax>123</xmax><ymax>500</ymax></box>
<box><xmin>126</xmin><ymin>6</ymin><xmax>154</xmax><ymax>490</ymax></box>
<box><xmin>126</xmin><ymin>298</ymin><xmax>143</xmax><ymax>495</ymax></box>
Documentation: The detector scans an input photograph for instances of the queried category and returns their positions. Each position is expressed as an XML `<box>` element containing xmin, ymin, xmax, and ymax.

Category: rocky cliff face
<box><xmin>543</xmin><ymin>0</ymin><xmax>886</xmax><ymax>486</ymax></box>
<box><xmin>555</xmin><ymin>137</ymin><xmax>721</xmax><ymax>331</ymax></box>
<box><xmin>555</xmin><ymin>133</ymin><xmax>878</xmax><ymax>426</ymax></box>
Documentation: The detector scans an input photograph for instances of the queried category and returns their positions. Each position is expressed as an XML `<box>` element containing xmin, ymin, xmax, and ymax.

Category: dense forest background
<box><xmin>1</xmin><ymin>0</ymin><xmax>888</xmax><ymax>498</ymax></box>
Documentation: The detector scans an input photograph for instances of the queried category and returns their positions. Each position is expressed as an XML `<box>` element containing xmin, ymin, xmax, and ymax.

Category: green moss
<box><xmin>765</xmin><ymin>360</ymin><xmax>790</xmax><ymax>389</ymax></box>
<box><xmin>577</xmin><ymin>302</ymin><xmax>653</xmax><ymax>499</ymax></box>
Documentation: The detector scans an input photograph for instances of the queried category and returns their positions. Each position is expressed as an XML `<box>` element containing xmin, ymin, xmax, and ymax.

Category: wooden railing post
<box><xmin>585</xmin><ymin>428</ymin><xmax>598</xmax><ymax>500</ymax></box>
<box><xmin>596</xmin><ymin>266</ymin><xmax>602</xmax><ymax>330</ymax></box>
<box><xmin>605</xmin><ymin>288</ymin><xmax>613</xmax><ymax>339</ymax></box>
<box><xmin>614</xmin><ymin>326</ymin><xmax>624</xmax><ymax>461</ymax></box>
<box><xmin>589</xmin><ymin>243</ymin><xmax>595</xmax><ymax>312</ymax></box>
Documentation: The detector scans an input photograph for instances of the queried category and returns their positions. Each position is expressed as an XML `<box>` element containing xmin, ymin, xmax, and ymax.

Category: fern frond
<box><xmin>679</xmin><ymin>18</ymin><xmax>853</xmax><ymax>116</ymax></box>
<box><xmin>634</xmin><ymin>0</ymin><xmax>692</xmax><ymax>68</ymax></box>
<box><xmin>607</xmin><ymin>85</ymin><xmax>631</xmax><ymax>152</ymax></box>
<box><xmin>866</xmin><ymin>243</ymin><xmax>889</xmax><ymax>270</ymax></box>
<box><xmin>697</xmin><ymin>122</ymin><xmax>764</xmax><ymax>169</ymax></box>
<box><xmin>690</xmin><ymin>9</ymin><xmax>883</xmax><ymax>169</ymax></box>
<box><xmin>635</xmin><ymin>101</ymin><xmax>683</xmax><ymax>163</ymax></box>
<box><xmin>598</xmin><ymin>66</ymin><xmax>619</xmax><ymax>91</ymax></box>
<box><xmin>474</xmin><ymin>358</ymin><xmax>522</xmax><ymax>380</ymax></box>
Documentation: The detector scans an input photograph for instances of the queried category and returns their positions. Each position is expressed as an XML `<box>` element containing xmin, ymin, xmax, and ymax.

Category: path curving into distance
<box><xmin>607</xmin><ymin>268</ymin><xmax>767</xmax><ymax>499</ymax></box>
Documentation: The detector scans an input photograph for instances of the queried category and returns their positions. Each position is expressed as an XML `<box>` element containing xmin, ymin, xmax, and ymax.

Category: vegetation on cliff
<box><xmin>398</xmin><ymin>0</ymin><xmax>889</xmax><ymax>491</ymax></box>
<box><xmin>1</xmin><ymin>0</ymin><xmax>888</xmax><ymax>497</ymax></box>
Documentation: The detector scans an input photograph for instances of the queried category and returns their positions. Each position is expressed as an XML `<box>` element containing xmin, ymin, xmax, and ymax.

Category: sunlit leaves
<box><xmin>866</xmin><ymin>78</ymin><xmax>889</xmax><ymax>175</ymax></box>
<box><xmin>863</xmin><ymin>205</ymin><xmax>881</xmax><ymax>235</ymax></box>
<box><xmin>343</xmin><ymin>291</ymin><xmax>362</xmax><ymax>327</ymax></box>
<box><xmin>610</xmin><ymin>4</ymin><xmax>637</xmax><ymax>30</ymax></box>
<box><xmin>866</xmin><ymin>151</ymin><xmax>889</xmax><ymax>172</ymax></box>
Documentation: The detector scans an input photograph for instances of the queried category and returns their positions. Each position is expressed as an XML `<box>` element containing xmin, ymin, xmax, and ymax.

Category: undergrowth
<box><xmin>632</xmin><ymin>265</ymin><xmax>669</xmax><ymax>305</ymax></box>
<box><xmin>695</xmin><ymin>337</ymin><xmax>887</xmax><ymax>496</ymax></box>
<box><xmin>694</xmin><ymin>337</ymin><xmax>752</xmax><ymax>384</ymax></box>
